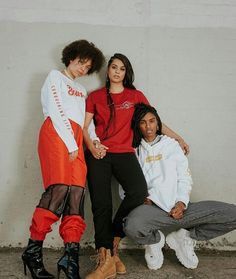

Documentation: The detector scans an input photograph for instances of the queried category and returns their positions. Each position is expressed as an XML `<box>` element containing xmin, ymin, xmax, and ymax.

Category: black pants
<box><xmin>86</xmin><ymin>152</ymin><xmax>148</xmax><ymax>250</ymax></box>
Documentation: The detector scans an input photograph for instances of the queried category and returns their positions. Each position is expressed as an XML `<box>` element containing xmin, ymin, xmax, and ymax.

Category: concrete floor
<box><xmin>0</xmin><ymin>248</ymin><xmax>236</xmax><ymax>279</ymax></box>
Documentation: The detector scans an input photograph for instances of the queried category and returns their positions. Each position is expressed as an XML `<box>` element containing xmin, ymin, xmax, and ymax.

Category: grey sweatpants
<box><xmin>124</xmin><ymin>201</ymin><xmax>236</xmax><ymax>245</ymax></box>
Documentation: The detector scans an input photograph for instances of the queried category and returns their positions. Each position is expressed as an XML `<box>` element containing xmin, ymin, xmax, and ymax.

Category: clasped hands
<box><xmin>90</xmin><ymin>140</ymin><xmax>108</xmax><ymax>160</ymax></box>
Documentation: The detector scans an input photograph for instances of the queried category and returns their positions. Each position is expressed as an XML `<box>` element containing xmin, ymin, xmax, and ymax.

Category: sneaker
<box><xmin>144</xmin><ymin>230</ymin><xmax>165</xmax><ymax>270</ymax></box>
<box><xmin>166</xmin><ymin>228</ymin><xmax>199</xmax><ymax>269</ymax></box>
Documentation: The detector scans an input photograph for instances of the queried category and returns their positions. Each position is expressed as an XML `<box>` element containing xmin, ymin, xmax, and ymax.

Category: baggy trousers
<box><xmin>86</xmin><ymin>151</ymin><xmax>148</xmax><ymax>250</ymax></box>
<box><xmin>30</xmin><ymin>185</ymin><xmax>86</xmax><ymax>243</ymax></box>
<box><xmin>124</xmin><ymin>201</ymin><xmax>236</xmax><ymax>245</ymax></box>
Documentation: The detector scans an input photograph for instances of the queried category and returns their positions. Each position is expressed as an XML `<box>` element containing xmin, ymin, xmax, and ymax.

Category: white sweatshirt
<box><xmin>119</xmin><ymin>135</ymin><xmax>192</xmax><ymax>212</ymax></box>
<box><xmin>137</xmin><ymin>135</ymin><xmax>192</xmax><ymax>212</ymax></box>
<box><xmin>41</xmin><ymin>70</ymin><xmax>97</xmax><ymax>153</ymax></box>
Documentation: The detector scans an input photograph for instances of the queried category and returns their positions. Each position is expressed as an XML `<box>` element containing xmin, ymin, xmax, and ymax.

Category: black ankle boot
<box><xmin>57</xmin><ymin>242</ymin><xmax>81</xmax><ymax>279</ymax></box>
<box><xmin>22</xmin><ymin>239</ymin><xmax>55</xmax><ymax>279</ymax></box>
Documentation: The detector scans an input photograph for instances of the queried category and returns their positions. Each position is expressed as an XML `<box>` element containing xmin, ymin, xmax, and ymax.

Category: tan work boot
<box><xmin>113</xmin><ymin>237</ymin><xmax>126</xmax><ymax>275</ymax></box>
<box><xmin>85</xmin><ymin>247</ymin><xmax>116</xmax><ymax>279</ymax></box>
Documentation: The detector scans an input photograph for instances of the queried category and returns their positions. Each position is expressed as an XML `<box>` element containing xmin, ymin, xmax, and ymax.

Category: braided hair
<box><xmin>103</xmin><ymin>53</ymin><xmax>136</xmax><ymax>138</ymax></box>
<box><xmin>132</xmin><ymin>103</ymin><xmax>162</xmax><ymax>148</ymax></box>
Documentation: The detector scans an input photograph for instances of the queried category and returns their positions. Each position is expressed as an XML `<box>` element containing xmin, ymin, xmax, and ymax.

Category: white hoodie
<box><xmin>137</xmin><ymin>135</ymin><xmax>192</xmax><ymax>212</ymax></box>
<box><xmin>119</xmin><ymin>135</ymin><xmax>192</xmax><ymax>213</ymax></box>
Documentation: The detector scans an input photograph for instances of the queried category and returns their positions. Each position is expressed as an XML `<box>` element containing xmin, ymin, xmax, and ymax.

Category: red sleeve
<box><xmin>136</xmin><ymin>90</ymin><xmax>150</xmax><ymax>105</ymax></box>
<box><xmin>86</xmin><ymin>93</ymin><xmax>95</xmax><ymax>114</ymax></box>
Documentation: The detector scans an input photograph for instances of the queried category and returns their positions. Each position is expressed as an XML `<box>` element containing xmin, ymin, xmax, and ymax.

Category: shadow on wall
<box><xmin>0</xmin><ymin>72</ymin><xmax>46</xmax><ymax>247</ymax></box>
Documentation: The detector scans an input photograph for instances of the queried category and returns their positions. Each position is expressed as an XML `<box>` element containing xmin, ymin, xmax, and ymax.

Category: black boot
<box><xmin>57</xmin><ymin>242</ymin><xmax>81</xmax><ymax>279</ymax></box>
<box><xmin>22</xmin><ymin>239</ymin><xmax>55</xmax><ymax>279</ymax></box>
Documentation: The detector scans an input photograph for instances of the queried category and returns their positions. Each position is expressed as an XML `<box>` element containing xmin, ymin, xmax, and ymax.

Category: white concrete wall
<box><xmin>0</xmin><ymin>0</ymin><xmax>236</xmax><ymax>250</ymax></box>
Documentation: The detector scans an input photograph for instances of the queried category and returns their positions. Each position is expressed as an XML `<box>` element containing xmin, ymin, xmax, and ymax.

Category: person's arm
<box><xmin>136</xmin><ymin>91</ymin><xmax>189</xmax><ymax>154</ymax></box>
<box><xmin>136</xmin><ymin>93</ymin><xmax>189</xmax><ymax>155</ymax></box>
<box><xmin>83</xmin><ymin>112</ymin><xmax>108</xmax><ymax>159</ymax></box>
<box><xmin>88</xmin><ymin>118</ymin><xmax>100</xmax><ymax>142</ymax></box>
<box><xmin>162</xmin><ymin>123</ymin><xmax>190</xmax><ymax>155</ymax></box>
<box><xmin>169</xmin><ymin>143</ymin><xmax>193</xmax><ymax>219</ymax></box>
<box><xmin>41</xmin><ymin>71</ymin><xmax>78</xmax><ymax>160</ymax></box>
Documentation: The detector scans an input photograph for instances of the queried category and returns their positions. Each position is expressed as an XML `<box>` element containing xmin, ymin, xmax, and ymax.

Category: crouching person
<box><xmin>124</xmin><ymin>103</ymin><xmax>236</xmax><ymax>270</ymax></box>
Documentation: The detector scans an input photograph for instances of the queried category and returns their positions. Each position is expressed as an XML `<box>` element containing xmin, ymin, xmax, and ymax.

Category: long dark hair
<box><xmin>103</xmin><ymin>53</ymin><xmax>136</xmax><ymax>138</ymax></box>
<box><xmin>132</xmin><ymin>103</ymin><xmax>162</xmax><ymax>148</ymax></box>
